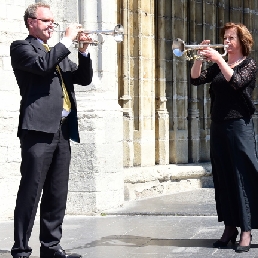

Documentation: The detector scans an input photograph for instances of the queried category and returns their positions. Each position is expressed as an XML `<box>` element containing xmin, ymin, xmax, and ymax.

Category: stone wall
<box><xmin>0</xmin><ymin>0</ymin><xmax>124</xmax><ymax>220</ymax></box>
<box><xmin>0</xmin><ymin>0</ymin><xmax>31</xmax><ymax>221</ymax></box>
<box><xmin>119</xmin><ymin>0</ymin><xmax>258</xmax><ymax>166</ymax></box>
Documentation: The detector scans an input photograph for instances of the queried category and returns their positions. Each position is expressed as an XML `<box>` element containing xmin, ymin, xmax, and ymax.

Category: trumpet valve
<box><xmin>75</xmin><ymin>40</ymin><xmax>98</xmax><ymax>48</ymax></box>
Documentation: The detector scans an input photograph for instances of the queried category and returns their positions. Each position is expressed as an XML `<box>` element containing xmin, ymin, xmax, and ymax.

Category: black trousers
<box><xmin>211</xmin><ymin>117</ymin><xmax>258</xmax><ymax>231</ymax></box>
<box><xmin>11</xmin><ymin>120</ymin><xmax>71</xmax><ymax>258</ymax></box>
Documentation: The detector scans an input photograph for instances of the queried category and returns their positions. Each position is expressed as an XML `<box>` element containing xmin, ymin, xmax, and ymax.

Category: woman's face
<box><xmin>223</xmin><ymin>27</ymin><xmax>242</xmax><ymax>55</ymax></box>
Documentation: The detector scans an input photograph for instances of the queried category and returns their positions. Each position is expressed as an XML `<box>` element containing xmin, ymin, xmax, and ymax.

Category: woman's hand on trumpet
<box><xmin>198</xmin><ymin>39</ymin><xmax>224</xmax><ymax>63</ymax></box>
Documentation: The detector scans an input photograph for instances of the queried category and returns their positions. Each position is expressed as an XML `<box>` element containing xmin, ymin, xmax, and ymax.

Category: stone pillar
<box><xmin>65</xmin><ymin>0</ymin><xmax>124</xmax><ymax>214</ymax></box>
<box><xmin>119</xmin><ymin>1</ymin><xmax>134</xmax><ymax>167</ymax></box>
<box><xmin>188</xmin><ymin>104</ymin><xmax>200</xmax><ymax>162</ymax></box>
<box><xmin>187</xmin><ymin>0</ymin><xmax>200</xmax><ymax>163</ymax></box>
<box><xmin>134</xmin><ymin>0</ymin><xmax>156</xmax><ymax>166</ymax></box>
<box><xmin>169</xmin><ymin>0</ymin><xmax>189</xmax><ymax>164</ymax></box>
<box><xmin>135</xmin><ymin>0</ymin><xmax>155</xmax><ymax>166</ymax></box>
<box><xmin>155</xmin><ymin>0</ymin><xmax>169</xmax><ymax>165</ymax></box>
<box><xmin>120</xmin><ymin>0</ymin><xmax>156</xmax><ymax>167</ymax></box>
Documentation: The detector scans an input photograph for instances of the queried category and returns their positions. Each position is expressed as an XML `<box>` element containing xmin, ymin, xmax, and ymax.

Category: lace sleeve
<box><xmin>229</xmin><ymin>58</ymin><xmax>257</xmax><ymax>90</ymax></box>
<box><xmin>190</xmin><ymin>63</ymin><xmax>220</xmax><ymax>86</ymax></box>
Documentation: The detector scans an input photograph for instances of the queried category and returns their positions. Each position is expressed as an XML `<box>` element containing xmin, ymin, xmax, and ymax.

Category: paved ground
<box><xmin>1</xmin><ymin>189</ymin><xmax>258</xmax><ymax>258</ymax></box>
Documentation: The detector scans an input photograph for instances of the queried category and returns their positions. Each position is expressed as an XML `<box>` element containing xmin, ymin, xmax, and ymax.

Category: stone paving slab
<box><xmin>1</xmin><ymin>189</ymin><xmax>258</xmax><ymax>258</ymax></box>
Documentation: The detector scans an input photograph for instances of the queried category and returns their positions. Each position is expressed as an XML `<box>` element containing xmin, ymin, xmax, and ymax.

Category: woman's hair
<box><xmin>220</xmin><ymin>22</ymin><xmax>254</xmax><ymax>56</ymax></box>
<box><xmin>24</xmin><ymin>2</ymin><xmax>50</xmax><ymax>29</ymax></box>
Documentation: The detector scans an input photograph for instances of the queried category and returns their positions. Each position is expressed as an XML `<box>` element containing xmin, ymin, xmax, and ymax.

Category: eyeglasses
<box><xmin>223</xmin><ymin>36</ymin><xmax>237</xmax><ymax>41</ymax></box>
<box><xmin>30</xmin><ymin>17</ymin><xmax>59</xmax><ymax>28</ymax></box>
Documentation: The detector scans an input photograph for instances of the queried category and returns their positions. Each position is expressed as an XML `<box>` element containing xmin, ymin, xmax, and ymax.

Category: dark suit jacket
<box><xmin>10</xmin><ymin>35</ymin><xmax>93</xmax><ymax>142</ymax></box>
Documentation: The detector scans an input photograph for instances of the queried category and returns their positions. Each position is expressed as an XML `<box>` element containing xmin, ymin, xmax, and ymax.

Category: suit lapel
<box><xmin>26</xmin><ymin>35</ymin><xmax>47</xmax><ymax>53</ymax></box>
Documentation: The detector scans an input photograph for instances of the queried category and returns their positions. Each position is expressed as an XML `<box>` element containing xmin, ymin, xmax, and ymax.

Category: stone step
<box><xmin>124</xmin><ymin>163</ymin><xmax>213</xmax><ymax>201</ymax></box>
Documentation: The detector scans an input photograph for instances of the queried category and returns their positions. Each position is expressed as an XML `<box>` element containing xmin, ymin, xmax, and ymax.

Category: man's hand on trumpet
<box><xmin>64</xmin><ymin>23</ymin><xmax>82</xmax><ymax>41</ymax></box>
<box><xmin>64</xmin><ymin>23</ymin><xmax>92</xmax><ymax>52</ymax></box>
<box><xmin>77</xmin><ymin>32</ymin><xmax>93</xmax><ymax>52</ymax></box>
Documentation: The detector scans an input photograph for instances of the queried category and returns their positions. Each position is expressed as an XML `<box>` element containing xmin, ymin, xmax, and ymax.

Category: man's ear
<box><xmin>28</xmin><ymin>18</ymin><xmax>33</xmax><ymax>28</ymax></box>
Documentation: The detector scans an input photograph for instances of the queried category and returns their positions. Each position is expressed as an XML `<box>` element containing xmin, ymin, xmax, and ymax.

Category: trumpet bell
<box><xmin>172</xmin><ymin>38</ymin><xmax>185</xmax><ymax>57</ymax></box>
<box><xmin>173</xmin><ymin>48</ymin><xmax>184</xmax><ymax>57</ymax></box>
<box><xmin>113</xmin><ymin>24</ymin><xmax>124</xmax><ymax>43</ymax></box>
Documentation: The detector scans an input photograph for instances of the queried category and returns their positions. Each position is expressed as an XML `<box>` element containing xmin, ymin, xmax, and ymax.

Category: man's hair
<box><xmin>220</xmin><ymin>22</ymin><xmax>254</xmax><ymax>56</ymax></box>
<box><xmin>24</xmin><ymin>2</ymin><xmax>50</xmax><ymax>29</ymax></box>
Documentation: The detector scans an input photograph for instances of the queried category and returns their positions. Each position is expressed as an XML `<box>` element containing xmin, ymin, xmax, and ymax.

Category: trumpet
<box><xmin>172</xmin><ymin>38</ymin><xmax>228</xmax><ymax>61</ymax></box>
<box><xmin>56</xmin><ymin>24</ymin><xmax>124</xmax><ymax>48</ymax></box>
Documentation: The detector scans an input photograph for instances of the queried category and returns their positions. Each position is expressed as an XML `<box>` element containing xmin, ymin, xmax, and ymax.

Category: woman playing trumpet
<box><xmin>191</xmin><ymin>22</ymin><xmax>258</xmax><ymax>253</ymax></box>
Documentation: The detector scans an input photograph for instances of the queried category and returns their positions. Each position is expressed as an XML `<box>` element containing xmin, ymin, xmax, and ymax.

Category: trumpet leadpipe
<box><xmin>185</xmin><ymin>44</ymin><xmax>227</xmax><ymax>50</ymax></box>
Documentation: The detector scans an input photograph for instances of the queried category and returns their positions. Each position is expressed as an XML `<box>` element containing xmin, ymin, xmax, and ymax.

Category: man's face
<box><xmin>28</xmin><ymin>7</ymin><xmax>55</xmax><ymax>43</ymax></box>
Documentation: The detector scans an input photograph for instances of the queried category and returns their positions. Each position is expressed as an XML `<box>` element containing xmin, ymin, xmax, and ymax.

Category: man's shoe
<box><xmin>53</xmin><ymin>249</ymin><xmax>82</xmax><ymax>258</ymax></box>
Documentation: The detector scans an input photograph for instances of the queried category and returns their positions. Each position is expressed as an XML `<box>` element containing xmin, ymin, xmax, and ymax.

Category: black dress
<box><xmin>191</xmin><ymin>57</ymin><xmax>258</xmax><ymax>231</ymax></box>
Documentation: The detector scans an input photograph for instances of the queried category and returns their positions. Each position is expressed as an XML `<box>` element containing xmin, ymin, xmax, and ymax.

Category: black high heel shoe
<box><xmin>213</xmin><ymin>229</ymin><xmax>239</xmax><ymax>248</ymax></box>
<box><xmin>235</xmin><ymin>234</ymin><xmax>252</xmax><ymax>253</ymax></box>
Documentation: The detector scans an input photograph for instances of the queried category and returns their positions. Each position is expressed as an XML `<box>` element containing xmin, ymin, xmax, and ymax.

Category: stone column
<box><xmin>64</xmin><ymin>0</ymin><xmax>124</xmax><ymax>214</ymax></box>
<box><xmin>120</xmin><ymin>0</ymin><xmax>156</xmax><ymax>167</ymax></box>
<box><xmin>155</xmin><ymin>0</ymin><xmax>169</xmax><ymax>165</ymax></box>
<box><xmin>187</xmin><ymin>0</ymin><xmax>200</xmax><ymax>163</ymax></box>
<box><xmin>133</xmin><ymin>0</ymin><xmax>156</xmax><ymax>166</ymax></box>
<box><xmin>169</xmin><ymin>0</ymin><xmax>189</xmax><ymax>164</ymax></box>
<box><xmin>119</xmin><ymin>0</ymin><xmax>134</xmax><ymax>167</ymax></box>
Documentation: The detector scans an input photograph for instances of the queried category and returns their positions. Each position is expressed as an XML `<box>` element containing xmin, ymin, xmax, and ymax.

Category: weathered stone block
<box><xmin>0</xmin><ymin>20</ymin><xmax>20</xmax><ymax>33</ymax></box>
<box><xmin>0</xmin><ymin>4</ymin><xmax>7</xmax><ymax>19</ymax></box>
<box><xmin>140</xmin><ymin>37</ymin><xmax>154</xmax><ymax>58</ymax></box>
<box><xmin>66</xmin><ymin>192</ymin><xmax>97</xmax><ymax>215</ymax></box>
<box><xmin>6</xmin><ymin>4</ymin><xmax>25</xmax><ymax>20</ymax></box>
<box><xmin>140</xmin><ymin>12</ymin><xmax>154</xmax><ymax>35</ymax></box>
<box><xmin>0</xmin><ymin>161</ymin><xmax>20</xmax><ymax>177</ymax></box>
<box><xmin>0</xmin><ymin>176</ymin><xmax>20</xmax><ymax>220</ymax></box>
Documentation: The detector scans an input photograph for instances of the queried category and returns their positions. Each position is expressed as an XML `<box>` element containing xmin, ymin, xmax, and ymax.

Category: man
<box><xmin>10</xmin><ymin>2</ymin><xmax>93</xmax><ymax>258</ymax></box>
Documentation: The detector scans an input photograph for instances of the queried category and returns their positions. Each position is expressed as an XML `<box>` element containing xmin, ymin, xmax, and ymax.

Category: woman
<box><xmin>191</xmin><ymin>22</ymin><xmax>258</xmax><ymax>253</ymax></box>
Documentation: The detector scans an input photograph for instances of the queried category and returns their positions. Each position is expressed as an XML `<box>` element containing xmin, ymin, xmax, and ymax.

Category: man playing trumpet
<box><xmin>10</xmin><ymin>2</ymin><xmax>93</xmax><ymax>258</ymax></box>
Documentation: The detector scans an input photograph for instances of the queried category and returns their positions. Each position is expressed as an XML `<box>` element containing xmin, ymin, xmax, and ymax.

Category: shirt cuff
<box><xmin>60</xmin><ymin>37</ymin><xmax>73</xmax><ymax>49</ymax></box>
<box><xmin>79</xmin><ymin>49</ymin><xmax>90</xmax><ymax>57</ymax></box>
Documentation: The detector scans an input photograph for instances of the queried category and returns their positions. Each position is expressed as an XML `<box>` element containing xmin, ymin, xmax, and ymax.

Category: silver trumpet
<box><xmin>56</xmin><ymin>24</ymin><xmax>124</xmax><ymax>48</ymax></box>
<box><xmin>172</xmin><ymin>38</ymin><xmax>228</xmax><ymax>61</ymax></box>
